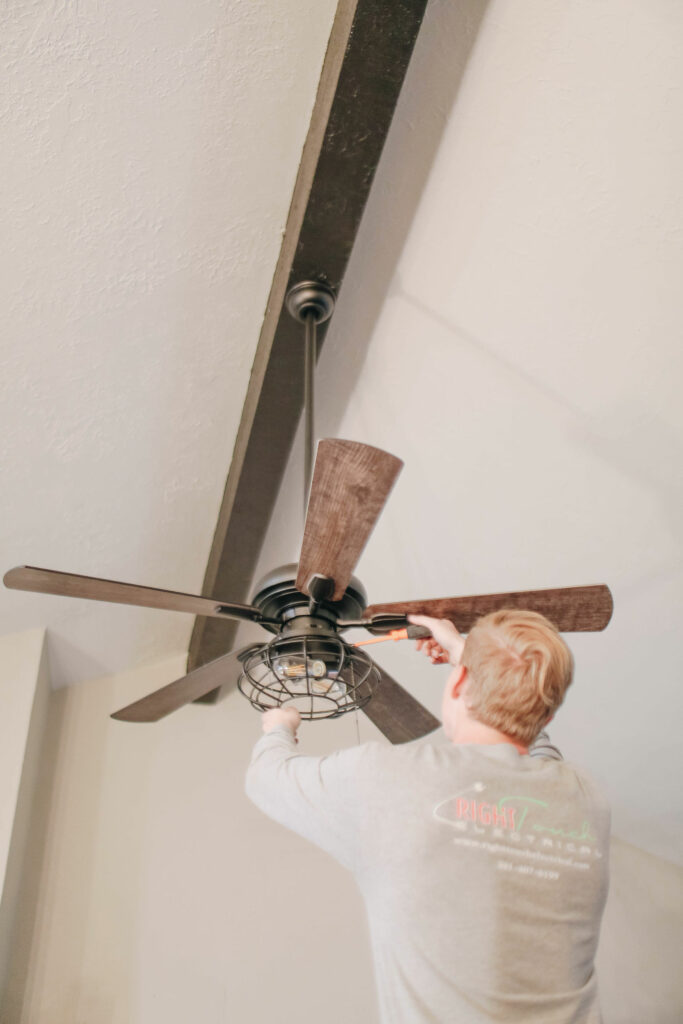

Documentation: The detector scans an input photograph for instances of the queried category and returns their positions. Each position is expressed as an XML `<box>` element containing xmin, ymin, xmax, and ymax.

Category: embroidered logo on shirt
<box><xmin>434</xmin><ymin>795</ymin><xmax>517</xmax><ymax>831</ymax></box>
<box><xmin>433</xmin><ymin>789</ymin><xmax>604</xmax><ymax>881</ymax></box>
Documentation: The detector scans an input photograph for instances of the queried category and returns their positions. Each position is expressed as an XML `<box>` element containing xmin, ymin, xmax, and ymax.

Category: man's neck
<box><xmin>449</xmin><ymin>717</ymin><xmax>529</xmax><ymax>755</ymax></box>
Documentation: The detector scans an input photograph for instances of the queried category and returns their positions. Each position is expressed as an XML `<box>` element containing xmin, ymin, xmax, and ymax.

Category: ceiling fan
<box><xmin>4</xmin><ymin>282</ymin><xmax>613</xmax><ymax>741</ymax></box>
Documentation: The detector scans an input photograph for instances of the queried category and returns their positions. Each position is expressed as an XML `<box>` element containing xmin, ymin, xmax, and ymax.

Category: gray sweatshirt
<box><xmin>245</xmin><ymin>726</ymin><xmax>610</xmax><ymax>1024</ymax></box>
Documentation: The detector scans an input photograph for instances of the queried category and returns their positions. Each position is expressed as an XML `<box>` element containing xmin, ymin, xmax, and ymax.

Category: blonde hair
<box><xmin>461</xmin><ymin>609</ymin><xmax>574</xmax><ymax>746</ymax></box>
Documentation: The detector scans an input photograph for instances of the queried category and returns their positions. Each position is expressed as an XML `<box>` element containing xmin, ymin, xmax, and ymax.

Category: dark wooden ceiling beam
<box><xmin>188</xmin><ymin>0</ymin><xmax>429</xmax><ymax>673</ymax></box>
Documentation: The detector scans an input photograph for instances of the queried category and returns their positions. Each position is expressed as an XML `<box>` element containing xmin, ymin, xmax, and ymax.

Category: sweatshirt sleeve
<box><xmin>245</xmin><ymin>726</ymin><xmax>378</xmax><ymax>872</ymax></box>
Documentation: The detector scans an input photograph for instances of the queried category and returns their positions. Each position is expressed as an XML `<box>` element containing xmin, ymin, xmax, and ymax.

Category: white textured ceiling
<box><xmin>0</xmin><ymin>0</ymin><xmax>338</xmax><ymax>686</ymax></box>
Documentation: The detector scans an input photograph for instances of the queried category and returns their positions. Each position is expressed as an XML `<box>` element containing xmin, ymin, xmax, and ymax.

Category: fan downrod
<box><xmin>285</xmin><ymin>280</ymin><xmax>336</xmax><ymax>518</ymax></box>
<box><xmin>285</xmin><ymin>280</ymin><xmax>335</xmax><ymax>324</ymax></box>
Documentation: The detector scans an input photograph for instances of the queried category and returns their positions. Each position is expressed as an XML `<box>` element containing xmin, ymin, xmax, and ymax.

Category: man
<box><xmin>245</xmin><ymin>610</ymin><xmax>610</xmax><ymax>1023</ymax></box>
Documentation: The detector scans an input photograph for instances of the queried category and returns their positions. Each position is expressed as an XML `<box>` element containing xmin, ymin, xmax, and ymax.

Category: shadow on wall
<box><xmin>316</xmin><ymin>0</ymin><xmax>493</xmax><ymax>438</ymax></box>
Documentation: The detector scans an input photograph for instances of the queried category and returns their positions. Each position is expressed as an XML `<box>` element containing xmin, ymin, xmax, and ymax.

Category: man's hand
<box><xmin>262</xmin><ymin>706</ymin><xmax>301</xmax><ymax>740</ymax></box>
<box><xmin>408</xmin><ymin>615</ymin><xmax>465</xmax><ymax>666</ymax></box>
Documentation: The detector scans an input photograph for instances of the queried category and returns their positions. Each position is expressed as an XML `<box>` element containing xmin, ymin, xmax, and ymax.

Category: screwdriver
<box><xmin>353</xmin><ymin>624</ymin><xmax>432</xmax><ymax>647</ymax></box>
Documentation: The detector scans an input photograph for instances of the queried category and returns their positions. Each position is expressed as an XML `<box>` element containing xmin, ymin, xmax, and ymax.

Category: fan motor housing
<box><xmin>250</xmin><ymin>563</ymin><xmax>367</xmax><ymax>633</ymax></box>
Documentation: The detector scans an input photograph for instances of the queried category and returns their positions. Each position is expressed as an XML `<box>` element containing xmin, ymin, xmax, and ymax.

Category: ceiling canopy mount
<box><xmin>285</xmin><ymin>280</ymin><xmax>336</xmax><ymax>324</ymax></box>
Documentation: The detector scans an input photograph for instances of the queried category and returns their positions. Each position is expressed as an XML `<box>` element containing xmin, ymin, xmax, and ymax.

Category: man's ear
<box><xmin>450</xmin><ymin>665</ymin><xmax>468</xmax><ymax>699</ymax></box>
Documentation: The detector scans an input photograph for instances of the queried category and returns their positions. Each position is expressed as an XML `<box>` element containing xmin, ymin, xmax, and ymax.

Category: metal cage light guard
<box><xmin>238</xmin><ymin>633</ymin><xmax>381</xmax><ymax>719</ymax></box>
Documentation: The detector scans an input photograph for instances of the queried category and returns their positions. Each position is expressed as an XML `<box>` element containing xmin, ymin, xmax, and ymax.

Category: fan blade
<box><xmin>296</xmin><ymin>440</ymin><xmax>403</xmax><ymax>601</ymax></box>
<box><xmin>111</xmin><ymin>645</ymin><xmax>260</xmax><ymax>722</ymax></box>
<box><xmin>362</xmin><ymin>658</ymin><xmax>439</xmax><ymax>744</ymax></box>
<box><xmin>364</xmin><ymin>584</ymin><xmax>613</xmax><ymax>633</ymax></box>
<box><xmin>4</xmin><ymin>566</ymin><xmax>268</xmax><ymax>623</ymax></box>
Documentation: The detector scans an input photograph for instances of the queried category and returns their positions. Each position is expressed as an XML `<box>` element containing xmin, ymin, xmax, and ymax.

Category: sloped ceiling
<box><xmin>0</xmin><ymin>0</ymin><xmax>339</xmax><ymax>686</ymax></box>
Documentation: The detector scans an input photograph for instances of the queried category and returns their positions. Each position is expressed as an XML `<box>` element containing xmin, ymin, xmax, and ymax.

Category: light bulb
<box><xmin>271</xmin><ymin>654</ymin><xmax>348</xmax><ymax>698</ymax></box>
<box><xmin>273</xmin><ymin>656</ymin><xmax>326</xmax><ymax>681</ymax></box>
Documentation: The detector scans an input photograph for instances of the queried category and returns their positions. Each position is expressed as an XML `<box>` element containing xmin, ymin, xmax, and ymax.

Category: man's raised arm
<box><xmin>245</xmin><ymin>707</ymin><xmax>378</xmax><ymax>871</ymax></box>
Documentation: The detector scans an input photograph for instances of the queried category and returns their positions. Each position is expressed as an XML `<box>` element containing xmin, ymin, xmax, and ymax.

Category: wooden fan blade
<box><xmin>364</xmin><ymin>584</ymin><xmax>613</xmax><ymax>634</ymax></box>
<box><xmin>296</xmin><ymin>440</ymin><xmax>403</xmax><ymax>601</ymax></box>
<box><xmin>111</xmin><ymin>645</ymin><xmax>261</xmax><ymax>722</ymax></box>
<box><xmin>3</xmin><ymin>566</ymin><xmax>267</xmax><ymax>623</ymax></box>
<box><xmin>362</xmin><ymin>658</ymin><xmax>439</xmax><ymax>744</ymax></box>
